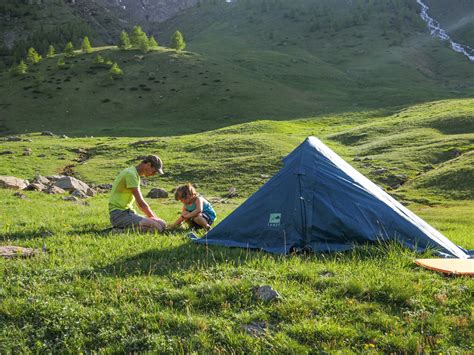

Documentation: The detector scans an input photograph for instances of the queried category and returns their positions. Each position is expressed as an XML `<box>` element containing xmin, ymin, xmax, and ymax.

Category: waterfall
<box><xmin>416</xmin><ymin>0</ymin><xmax>474</xmax><ymax>62</ymax></box>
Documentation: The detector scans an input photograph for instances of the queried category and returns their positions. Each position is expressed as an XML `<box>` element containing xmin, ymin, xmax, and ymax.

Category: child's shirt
<box><xmin>185</xmin><ymin>196</ymin><xmax>216</xmax><ymax>221</ymax></box>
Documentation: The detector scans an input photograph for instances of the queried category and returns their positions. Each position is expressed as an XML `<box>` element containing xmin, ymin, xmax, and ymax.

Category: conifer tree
<box><xmin>27</xmin><ymin>47</ymin><xmax>42</xmax><ymax>64</ymax></box>
<box><xmin>46</xmin><ymin>44</ymin><xmax>56</xmax><ymax>58</ymax></box>
<box><xmin>93</xmin><ymin>54</ymin><xmax>105</xmax><ymax>64</ymax></box>
<box><xmin>130</xmin><ymin>26</ymin><xmax>147</xmax><ymax>47</ymax></box>
<box><xmin>138</xmin><ymin>35</ymin><xmax>150</xmax><ymax>53</ymax></box>
<box><xmin>171</xmin><ymin>30</ymin><xmax>186</xmax><ymax>51</ymax></box>
<box><xmin>109</xmin><ymin>62</ymin><xmax>123</xmax><ymax>78</ymax></box>
<box><xmin>64</xmin><ymin>41</ymin><xmax>75</xmax><ymax>57</ymax></box>
<box><xmin>81</xmin><ymin>36</ymin><xmax>93</xmax><ymax>53</ymax></box>
<box><xmin>12</xmin><ymin>60</ymin><xmax>28</xmax><ymax>76</ymax></box>
<box><xmin>119</xmin><ymin>30</ymin><xmax>131</xmax><ymax>49</ymax></box>
<box><xmin>149</xmin><ymin>36</ymin><xmax>158</xmax><ymax>49</ymax></box>
<box><xmin>57</xmin><ymin>56</ymin><xmax>67</xmax><ymax>69</ymax></box>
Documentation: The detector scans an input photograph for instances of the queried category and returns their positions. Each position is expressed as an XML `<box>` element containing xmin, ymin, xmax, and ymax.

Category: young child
<box><xmin>169</xmin><ymin>183</ymin><xmax>216</xmax><ymax>230</ymax></box>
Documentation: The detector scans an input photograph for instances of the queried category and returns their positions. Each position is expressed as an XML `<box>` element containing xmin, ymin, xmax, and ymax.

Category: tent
<box><xmin>194</xmin><ymin>137</ymin><xmax>472</xmax><ymax>258</ymax></box>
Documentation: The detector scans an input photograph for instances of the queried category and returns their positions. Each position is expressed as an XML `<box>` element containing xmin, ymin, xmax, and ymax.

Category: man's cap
<box><xmin>143</xmin><ymin>155</ymin><xmax>164</xmax><ymax>175</ymax></box>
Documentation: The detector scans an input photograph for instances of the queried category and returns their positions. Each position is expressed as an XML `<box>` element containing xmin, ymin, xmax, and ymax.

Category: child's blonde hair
<box><xmin>174</xmin><ymin>183</ymin><xmax>196</xmax><ymax>201</ymax></box>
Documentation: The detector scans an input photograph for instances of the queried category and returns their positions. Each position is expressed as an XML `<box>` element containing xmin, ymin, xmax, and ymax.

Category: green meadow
<box><xmin>1</xmin><ymin>0</ymin><xmax>473</xmax><ymax>352</ymax></box>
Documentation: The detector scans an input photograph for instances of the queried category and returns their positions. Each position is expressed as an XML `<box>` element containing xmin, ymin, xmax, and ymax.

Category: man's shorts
<box><xmin>110</xmin><ymin>209</ymin><xmax>146</xmax><ymax>229</ymax></box>
<box><xmin>190</xmin><ymin>212</ymin><xmax>215</xmax><ymax>229</ymax></box>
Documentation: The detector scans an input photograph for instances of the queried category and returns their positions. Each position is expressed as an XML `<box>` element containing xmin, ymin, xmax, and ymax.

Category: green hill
<box><xmin>1</xmin><ymin>0</ymin><xmax>474</xmax><ymax>136</ymax></box>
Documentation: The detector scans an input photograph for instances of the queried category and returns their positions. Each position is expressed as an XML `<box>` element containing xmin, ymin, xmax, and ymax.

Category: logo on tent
<box><xmin>268</xmin><ymin>213</ymin><xmax>281</xmax><ymax>227</ymax></box>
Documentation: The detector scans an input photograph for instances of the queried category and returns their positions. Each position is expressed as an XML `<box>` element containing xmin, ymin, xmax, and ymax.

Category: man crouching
<box><xmin>109</xmin><ymin>155</ymin><xmax>166</xmax><ymax>232</ymax></box>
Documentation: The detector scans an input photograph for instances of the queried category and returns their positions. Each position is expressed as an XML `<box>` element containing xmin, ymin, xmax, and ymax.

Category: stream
<box><xmin>416</xmin><ymin>0</ymin><xmax>474</xmax><ymax>62</ymax></box>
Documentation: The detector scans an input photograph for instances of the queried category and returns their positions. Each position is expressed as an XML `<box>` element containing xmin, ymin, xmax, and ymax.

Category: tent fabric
<box><xmin>194</xmin><ymin>137</ymin><xmax>472</xmax><ymax>259</ymax></box>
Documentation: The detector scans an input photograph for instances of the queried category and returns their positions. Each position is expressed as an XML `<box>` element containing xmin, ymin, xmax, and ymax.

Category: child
<box><xmin>169</xmin><ymin>183</ymin><xmax>216</xmax><ymax>230</ymax></box>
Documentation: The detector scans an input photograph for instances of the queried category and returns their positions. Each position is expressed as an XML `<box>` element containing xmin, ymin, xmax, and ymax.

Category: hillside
<box><xmin>1</xmin><ymin>0</ymin><xmax>474</xmax><ymax>137</ymax></box>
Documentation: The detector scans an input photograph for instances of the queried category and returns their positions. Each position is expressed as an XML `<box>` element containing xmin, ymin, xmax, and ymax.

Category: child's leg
<box><xmin>192</xmin><ymin>214</ymin><xmax>211</xmax><ymax>230</ymax></box>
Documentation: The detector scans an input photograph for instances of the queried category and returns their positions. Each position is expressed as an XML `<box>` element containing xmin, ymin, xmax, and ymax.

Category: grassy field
<box><xmin>1</xmin><ymin>0</ymin><xmax>473</xmax><ymax>352</ymax></box>
<box><xmin>1</xmin><ymin>98</ymin><xmax>473</xmax><ymax>352</ymax></box>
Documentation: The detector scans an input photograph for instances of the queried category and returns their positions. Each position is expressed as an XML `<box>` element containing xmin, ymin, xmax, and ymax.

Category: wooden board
<box><xmin>415</xmin><ymin>259</ymin><xmax>474</xmax><ymax>276</ymax></box>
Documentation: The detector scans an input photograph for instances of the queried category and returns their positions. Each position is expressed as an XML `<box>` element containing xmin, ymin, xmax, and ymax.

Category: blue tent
<box><xmin>194</xmin><ymin>137</ymin><xmax>472</xmax><ymax>258</ymax></box>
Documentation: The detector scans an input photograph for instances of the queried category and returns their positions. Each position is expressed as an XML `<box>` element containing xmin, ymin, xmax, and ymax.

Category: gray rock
<box><xmin>353</xmin><ymin>156</ymin><xmax>362</xmax><ymax>161</ymax></box>
<box><xmin>394</xmin><ymin>174</ymin><xmax>408</xmax><ymax>182</ymax></box>
<box><xmin>33</xmin><ymin>174</ymin><xmax>50</xmax><ymax>185</ymax></box>
<box><xmin>97</xmin><ymin>183</ymin><xmax>112</xmax><ymax>190</ymax></box>
<box><xmin>46</xmin><ymin>175</ymin><xmax>66</xmax><ymax>182</ymax></box>
<box><xmin>252</xmin><ymin>285</ymin><xmax>281</xmax><ymax>302</ymax></box>
<box><xmin>372</xmin><ymin>168</ymin><xmax>387</xmax><ymax>175</ymax></box>
<box><xmin>0</xmin><ymin>150</ymin><xmax>13</xmax><ymax>155</ymax></box>
<box><xmin>41</xmin><ymin>131</ymin><xmax>55</xmax><ymax>136</ymax></box>
<box><xmin>63</xmin><ymin>195</ymin><xmax>79</xmax><ymax>202</ymax></box>
<box><xmin>54</xmin><ymin>176</ymin><xmax>91</xmax><ymax>194</ymax></box>
<box><xmin>6</xmin><ymin>136</ymin><xmax>22</xmax><ymax>142</ymax></box>
<box><xmin>147</xmin><ymin>188</ymin><xmax>168</xmax><ymax>198</ymax></box>
<box><xmin>243</xmin><ymin>322</ymin><xmax>268</xmax><ymax>337</ymax></box>
<box><xmin>37</xmin><ymin>154</ymin><xmax>46</xmax><ymax>158</ymax></box>
<box><xmin>23</xmin><ymin>148</ymin><xmax>32</xmax><ymax>156</ymax></box>
<box><xmin>13</xmin><ymin>192</ymin><xmax>27</xmax><ymax>199</ymax></box>
<box><xmin>260</xmin><ymin>174</ymin><xmax>270</xmax><ymax>179</ymax></box>
<box><xmin>0</xmin><ymin>176</ymin><xmax>29</xmax><ymax>190</ymax></box>
<box><xmin>72</xmin><ymin>148</ymin><xmax>87</xmax><ymax>154</ymax></box>
<box><xmin>60</xmin><ymin>135</ymin><xmax>69</xmax><ymax>139</ymax></box>
<box><xmin>86</xmin><ymin>187</ymin><xmax>97</xmax><ymax>197</ymax></box>
<box><xmin>226</xmin><ymin>187</ymin><xmax>239</xmax><ymax>198</ymax></box>
<box><xmin>24</xmin><ymin>182</ymin><xmax>47</xmax><ymax>192</ymax></box>
<box><xmin>45</xmin><ymin>185</ymin><xmax>66</xmax><ymax>194</ymax></box>
<box><xmin>71</xmin><ymin>189</ymin><xmax>88</xmax><ymax>199</ymax></box>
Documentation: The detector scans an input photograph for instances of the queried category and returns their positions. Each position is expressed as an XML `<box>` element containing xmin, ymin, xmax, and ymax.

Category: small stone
<box><xmin>33</xmin><ymin>174</ymin><xmax>50</xmax><ymax>185</ymax></box>
<box><xmin>147</xmin><ymin>188</ymin><xmax>168</xmax><ymax>198</ymax></box>
<box><xmin>243</xmin><ymin>322</ymin><xmax>268</xmax><ymax>337</ymax></box>
<box><xmin>37</xmin><ymin>154</ymin><xmax>46</xmax><ymax>158</ymax></box>
<box><xmin>353</xmin><ymin>156</ymin><xmax>361</xmax><ymax>161</ymax></box>
<box><xmin>13</xmin><ymin>192</ymin><xmax>27</xmax><ymax>199</ymax></box>
<box><xmin>394</xmin><ymin>174</ymin><xmax>408</xmax><ymax>182</ymax></box>
<box><xmin>63</xmin><ymin>196</ymin><xmax>78</xmax><ymax>202</ymax></box>
<box><xmin>41</xmin><ymin>131</ymin><xmax>55</xmax><ymax>136</ymax></box>
<box><xmin>252</xmin><ymin>285</ymin><xmax>281</xmax><ymax>302</ymax></box>
<box><xmin>23</xmin><ymin>148</ymin><xmax>32</xmax><ymax>156</ymax></box>
<box><xmin>225</xmin><ymin>187</ymin><xmax>239</xmax><ymax>198</ymax></box>
<box><xmin>71</xmin><ymin>189</ymin><xmax>88</xmax><ymax>199</ymax></box>
<box><xmin>260</xmin><ymin>174</ymin><xmax>270</xmax><ymax>179</ymax></box>
<box><xmin>60</xmin><ymin>134</ymin><xmax>69</xmax><ymax>139</ymax></box>
<box><xmin>371</xmin><ymin>168</ymin><xmax>387</xmax><ymax>175</ymax></box>
<box><xmin>96</xmin><ymin>183</ymin><xmax>112</xmax><ymax>191</ymax></box>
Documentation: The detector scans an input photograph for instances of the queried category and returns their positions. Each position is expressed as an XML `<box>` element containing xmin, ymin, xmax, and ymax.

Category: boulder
<box><xmin>24</xmin><ymin>182</ymin><xmax>47</xmax><ymax>191</ymax></box>
<box><xmin>13</xmin><ymin>192</ymin><xmax>27</xmax><ymax>199</ymax></box>
<box><xmin>0</xmin><ymin>176</ymin><xmax>29</xmax><ymax>190</ymax></box>
<box><xmin>46</xmin><ymin>175</ymin><xmax>66</xmax><ymax>182</ymax></box>
<box><xmin>23</xmin><ymin>148</ymin><xmax>32</xmax><ymax>156</ymax></box>
<box><xmin>33</xmin><ymin>175</ymin><xmax>50</xmax><ymax>185</ymax></box>
<box><xmin>45</xmin><ymin>185</ymin><xmax>66</xmax><ymax>194</ymax></box>
<box><xmin>86</xmin><ymin>187</ymin><xmax>97</xmax><ymax>197</ymax></box>
<box><xmin>54</xmin><ymin>176</ymin><xmax>91</xmax><ymax>194</ymax></box>
<box><xmin>147</xmin><ymin>188</ymin><xmax>168</xmax><ymax>198</ymax></box>
<box><xmin>252</xmin><ymin>285</ymin><xmax>281</xmax><ymax>302</ymax></box>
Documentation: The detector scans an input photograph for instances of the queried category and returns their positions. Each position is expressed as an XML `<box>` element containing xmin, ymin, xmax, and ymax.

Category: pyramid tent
<box><xmin>195</xmin><ymin>137</ymin><xmax>472</xmax><ymax>259</ymax></box>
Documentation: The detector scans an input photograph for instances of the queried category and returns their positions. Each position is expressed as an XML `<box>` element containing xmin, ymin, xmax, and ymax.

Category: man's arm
<box><xmin>131</xmin><ymin>188</ymin><xmax>156</xmax><ymax>218</ymax></box>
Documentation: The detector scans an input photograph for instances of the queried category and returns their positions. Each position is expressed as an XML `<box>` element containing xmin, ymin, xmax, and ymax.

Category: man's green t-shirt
<box><xmin>109</xmin><ymin>167</ymin><xmax>140</xmax><ymax>212</ymax></box>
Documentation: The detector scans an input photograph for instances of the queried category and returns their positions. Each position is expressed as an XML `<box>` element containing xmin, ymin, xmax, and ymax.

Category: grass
<box><xmin>1</xmin><ymin>97</ymin><xmax>473</xmax><ymax>351</ymax></box>
<box><xmin>0</xmin><ymin>0</ymin><xmax>473</xmax><ymax>351</ymax></box>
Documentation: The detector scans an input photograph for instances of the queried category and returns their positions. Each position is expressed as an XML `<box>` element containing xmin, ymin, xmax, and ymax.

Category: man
<box><xmin>109</xmin><ymin>155</ymin><xmax>166</xmax><ymax>232</ymax></box>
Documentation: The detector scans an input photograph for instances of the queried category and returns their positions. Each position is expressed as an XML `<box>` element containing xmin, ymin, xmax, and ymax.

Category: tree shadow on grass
<box><xmin>83</xmin><ymin>241</ymin><xmax>274</xmax><ymax>278</ymax></box>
